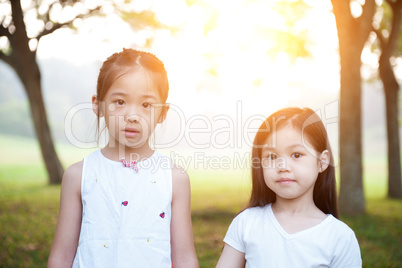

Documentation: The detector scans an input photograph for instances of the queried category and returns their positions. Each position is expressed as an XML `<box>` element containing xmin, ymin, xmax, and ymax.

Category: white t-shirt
<box><xmin>72</xmin><ymin>150</ymin><xmax>172</xmax><ymax>268</ymax></box>
<box><xmin>223</xmin><ymin>204</ymin><xmax>362</xmax><ymax>268</ymax></box>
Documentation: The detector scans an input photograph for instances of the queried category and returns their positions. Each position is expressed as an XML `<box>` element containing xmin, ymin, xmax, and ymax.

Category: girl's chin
<box><xmin>122</xmin><ymin>140</ymin><xmax>148</xmax><ymax>148</ymax></box>
<box><xmin>108</xmin><ymin>138</ymin><xmax>148</xmax><ymax>149</ymax></box>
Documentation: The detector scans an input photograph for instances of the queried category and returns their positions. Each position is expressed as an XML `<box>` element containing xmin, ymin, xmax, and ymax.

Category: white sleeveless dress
<box><xmin>72</xmin><ymin>150</ymin><xmax>172</xmax><ymax>268</ymax></box>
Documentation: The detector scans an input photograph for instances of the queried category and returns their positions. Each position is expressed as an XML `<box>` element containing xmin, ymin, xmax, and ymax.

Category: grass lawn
<box><xmin>0</xmin><ymin>135</ymin><xmax>401</xmax><ymax>267</ymax></box>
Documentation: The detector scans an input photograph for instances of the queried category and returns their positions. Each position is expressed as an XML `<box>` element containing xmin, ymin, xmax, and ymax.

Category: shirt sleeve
<box><xmin>223</xmin><ymin>210</ymin><xmax>247</xmax><ymax>253</ymax></box>
<box><xmin>331</xmin><ymin>231</ymin><xmax>362</xmax><ymax>268</ymax></box>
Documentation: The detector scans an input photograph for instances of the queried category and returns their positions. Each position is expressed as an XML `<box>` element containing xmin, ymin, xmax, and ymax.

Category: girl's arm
<box><xmin>216</xmin><ymin>244</ymin><xmax>246</xmax><ymax>268</ymax></box>
<box><xmin>170</xmin><ymin>165</ymin><xmax>199</xmax><ymax>268</ymax></box>
<box><xmin>47</xmin><ymin>161</ymin><xmax>83</xmax><ymax>268</ymax></box>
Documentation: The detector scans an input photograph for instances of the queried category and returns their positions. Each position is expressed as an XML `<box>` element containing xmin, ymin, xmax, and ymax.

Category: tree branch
<box><xmin>0</xmin><ymin>15</ymin><xmax>5</xmax><ymax>29</ymax></box>
<box><xmin>359</xmin><ymin>0</ymin><xmax>376</xmax><ymax>31</ymax></box>
<box><xmin>385</xmin><ymin>0</ymin><xmax>402</xmax><ymax>54</ymax></box>
<box><xmin>0</xmin><ymin>23</ymin><xmax>11</xmax><ymax>38</ymax></box>
<box><xmin>372</xmin><ymin>27</ymin><xmax>386</xmax><ymax>50</ymax></box>
<box><xmin>353</xmin><ymin>0</ymin><xmax>376</xmax><ymax>48</ymax></box>
<box><xmin>36</xmin><ymin>5</ymin><xmax>102</xmax><ymax>41</ymax></box>
<box><xmin>10</xmin><ymin>0</ymin><xmax>31</xmax><ymax>53</ymax></box>
<box><xmin>331</xmin><ymin>0</ymin><xmax>355</xmax><ymax>28</ymax></box>
<box><xmin>36</xmin><ymin>22</ymin><xmax>65</xmax><ymax>41</ymax></box>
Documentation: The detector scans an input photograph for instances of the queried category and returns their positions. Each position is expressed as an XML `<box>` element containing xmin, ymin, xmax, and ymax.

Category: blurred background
<box><xmin>1</xmin><ymin>0</ymin><xmax>397</xmax><ymax>173</ymax></box>
<box><xmin>0</xmin><ymin>0</ymin><xmax>401</xmax><ymax>267</ymax></box>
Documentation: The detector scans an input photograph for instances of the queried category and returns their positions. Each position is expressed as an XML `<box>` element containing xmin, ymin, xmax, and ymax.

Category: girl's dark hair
<box><xmin>248</xmin><ymin>107</ymin><xmax>339</xmax><ymax>218</ymax></box>
<box><xmin>97</xmin><ymin>48</ymin><xmax>169</xmax><ymax>102</ymax></box>
<box><xmin>95</xmin><ymin>48</ymin><xmax>169</xmax><ymax>136</ymax></box>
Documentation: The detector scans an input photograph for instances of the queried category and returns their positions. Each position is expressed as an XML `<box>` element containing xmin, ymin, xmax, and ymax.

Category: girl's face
<box><xmin>261</xmin><ymin>125</ymin><xmax>327</xmax><ymax>203</ymax></box>
<box><xmin>94</xmin><ymin>69</ymin><xmax>167</xmax><ymax>150</ymax></box>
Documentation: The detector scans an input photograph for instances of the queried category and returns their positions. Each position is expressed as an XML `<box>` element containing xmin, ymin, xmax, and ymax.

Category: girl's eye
<box><xmin>292</xmin><ymin>153</ymin><xmax>303</xmax><ymax>159</ymax></box>
<box><xmin>266</xmin><ymin>153</ymin><xmax>277</xmax><ymax>160</ymax></box>
<box><xmin>142</xmin><ymin>102</ymin><xmax>151</xmax><ymax>109</ymax></box>
<box><xmin>116</xmin><ymin>100</ymin><xmax>125</xmax><ymax>106</ymax></box>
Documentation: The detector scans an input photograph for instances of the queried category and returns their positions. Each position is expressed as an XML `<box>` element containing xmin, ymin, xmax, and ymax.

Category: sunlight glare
<box><xmin>350</xmin><ymin>0</ymin><xmax>363</xmax><ymax>18</ymax></box>
<box><xmin>36</xmin><ymin>0</ymin><xmax>342</xmax><ymax>119</ymax></box>
<box><xmin>147</xmin><ymin>0</ymin><xmax>342</xmax><ymax>120</ymax></box>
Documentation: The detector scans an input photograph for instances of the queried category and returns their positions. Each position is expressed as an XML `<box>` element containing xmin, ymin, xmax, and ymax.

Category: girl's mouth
<box><xmin>277</xmin><ymin>178</ymin><xmax>296</xmax><ymax>184</ymax></box>
<box><xmin>123</xmin><ymin>128</ymin><xmax>140</xmax><ymax>138</ymax></box>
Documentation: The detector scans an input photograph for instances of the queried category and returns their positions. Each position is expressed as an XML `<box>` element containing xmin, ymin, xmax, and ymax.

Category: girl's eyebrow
<box><xmin>287</xmin><ymin>143</ymin><xmax>305</xmax><ymax>149</ymax></box>
<box><xmin>262</xmin><ymin>146</ymin><xmax>276</xmax><ymax>152</ymax></box>
<box><xmin>110</xmin><ymin>92</ymin><xmax>158</xmax><ymax>100</ymax></box>
<box><xmin>142</xmin><ymin>94</ymin><xmax>158</xmax><ymax>100</ymax></box>
<box><xmin>262</xmin><ymin>144</ymin><xmax>305</xmax><ymax>151</ymax></box>
<box><xmin>110</xmin><ymin>91</ymin><xmax>128</xmax><ymax>96</ymax></box>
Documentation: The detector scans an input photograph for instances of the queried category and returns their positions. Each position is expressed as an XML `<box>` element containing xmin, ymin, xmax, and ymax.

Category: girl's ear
<box><xmin>157</xmin><ymin>103</ymin><xmax>170</xmax><ymax>124</ymax></box>
<box><xmin>92</xmin><ymin>95</ymin><xmax>104</xmax><ymax>117</ymax></box>
<box><xmin>319</xmin><ymin>150</ymin><xmax>330</xmax><ymax>173</ymax></box>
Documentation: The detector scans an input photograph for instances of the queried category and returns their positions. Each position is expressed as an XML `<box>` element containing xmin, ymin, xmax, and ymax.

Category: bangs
<box><xmin>142</xmin><ymin>68</ymin><xmax>169</xmax><ymax>103</ymax></box>
<box><xmin>253</xmin><ymin>119</ymin><xmax>292</xmax><ymax>150</ymax></box>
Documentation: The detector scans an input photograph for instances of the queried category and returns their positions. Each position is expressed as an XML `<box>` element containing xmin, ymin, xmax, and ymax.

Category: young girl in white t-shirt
<box><xmin>216</xmin><ymin>107</ymin><xmax>362</xmax><ymax>268</ymax></box>
<box><xmin>48</xmin><ymin>49</ymin><xmax>199</xmax><ymax>268</ymax></box>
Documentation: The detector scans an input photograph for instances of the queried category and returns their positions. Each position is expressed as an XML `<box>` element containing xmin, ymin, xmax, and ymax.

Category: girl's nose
<box><xmin>276</xmin><ymin>157</ymin><xmax>290</xmax><ymax>173</ymax></box>
<box><xmin>124</xmin><ymin>104</ymin><xmax>142</xmax><ymax>123</ymax></box>
<box><xmin>125</xmin><ymin>113</ymin><xmax>140</xmax><ymax>123</ymax></box>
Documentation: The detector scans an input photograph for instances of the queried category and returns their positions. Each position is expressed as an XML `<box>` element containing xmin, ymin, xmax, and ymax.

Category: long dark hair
<box><xmin>248</xmin><ymin>107</ymin><xmax>339</xmax><ymax>218</ymax></box>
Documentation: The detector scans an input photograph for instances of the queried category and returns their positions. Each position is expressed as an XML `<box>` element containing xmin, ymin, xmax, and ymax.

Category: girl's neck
<box><xmin>272</xmin><ymin>196</ymin><xmax>325</xmax><ymax>218</ymax></box>
<box><xmin>101</xmin><ymin>142</ymin><xmax>154</xmax><ymax>162</ymax></box>
<box><xmin>271</xmin><ymin>198</ymin><xmax>327</xmax><ymax>235</ymax></box>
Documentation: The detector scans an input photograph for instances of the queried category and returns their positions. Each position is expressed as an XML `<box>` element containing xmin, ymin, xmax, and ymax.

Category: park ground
<box><xmin>0</xmin><ymin>135</ymin><xmax>401</xmax><ymax>267</ymax></box>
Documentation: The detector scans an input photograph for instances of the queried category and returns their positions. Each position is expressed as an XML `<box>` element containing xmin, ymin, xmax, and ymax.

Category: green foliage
<box><xmin>265</xmin><ymin>0</ymin><xmax>312</xmax><ymax>61</ymax></box>
<box><xmin>0</xmin><ymin>135</ymin><xmax>401</xmax><ymax>267</ymax></box>
<box><xmin>267</xmin><ymin>29</ymin><xmax>310</xmax><ymax>60</ymax></box>
<box><xmin>342</xmin><ymin>199</ymin><xmax>402</xmax><ymax>266</ymax></box>
<box><xmin>202</xmin><ymin>8</ymin><xmax>218</xmax><ymax>36</ymax></box>
<box><xmin>120</xmin><ymin>10</ymin><xmax>161</xmax><ymax>30</ymax></box>
<box><xmin>179</xmin><ymin>0</ymin><xmax>313</xmax><ymax>62</ymax></box>
<box><xmin>184</xmin><ymin>0</ymin><xmax>199</xmax><ymax>6</ymax></box>
<box><xmin>272</xmin><ymin>0</ymin><xmax>312</xmax><ymax>27</ymax></box>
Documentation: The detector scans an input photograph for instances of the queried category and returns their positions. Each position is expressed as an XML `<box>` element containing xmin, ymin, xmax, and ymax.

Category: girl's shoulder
<box><xmin>61</xmin><ymin>160</ymin><xmax>83</xmax><ymax>195</ymax></box>
<box><xmin>64</xmin><ymin>160</ymin><xmax>83</xmax><ymax>180</ymax></box>
<box><xmin>225</xmin><ymin>205</ymin><xmax>272</xmax><ymax>236</ymax></box>
<box><xmin>325</xmin><ymin>215</ymin><xmax>357</xmax><ymax>235</ymax></box>
<box><xmin>170</xmin><ymin>163</ymin><xmax>191</xmax><ymax>203</ymax></box>
<box><xmin>151</xmin><ymin>150</ymin><xmax>187</xmax><ymax>180</ymax></box>
<box><xmin>242</xmin><ymin>204</ymin><xmax>271</xmax><ymax>214</ymax></box>
<box><xmin>171</xmin><ymin>163</ymin><xmax>189</xmax><ymax>184</ymax></box>
<box><xmin>234</xmin><ymin>204</ymin><xmax>272</xmax><ymax>222</ymax></box>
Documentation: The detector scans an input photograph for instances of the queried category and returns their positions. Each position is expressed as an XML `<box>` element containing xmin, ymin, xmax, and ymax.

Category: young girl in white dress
<box><xmin>48</xmin><ymin>49</ymin><xmax>199</xmax><ymax>268</ymax></box>
<box><xmin>216</xmin><ymin>107</ymin><xmax>362</xmax><ymax>268</ymax></box>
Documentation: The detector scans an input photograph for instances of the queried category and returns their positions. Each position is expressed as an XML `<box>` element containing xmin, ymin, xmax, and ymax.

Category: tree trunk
<box><xmin>18</xmin><ymin>64</ymin><xmax>64</xmax><ymax>184</ymax></box>
<box><xmin>337</xmin><ymin>50</ymin><xmax>365</xmax><ymax>215</ymax></box>
<box><xmin>331</xmin><ymin>0</ymin><xmax>375</xmax><ymax>215</ymax></box>
<box><xmin>377</xmin><ymin>0</ymin><xmax>402</xmax><ymax>199</ymax></box>
<box><xmin>379</xmin><ymin>55</ymin><xmax>402</xmax><ymax>198</ymax></box>
<box><xmin>9</xmin><ymin>0</ymin><xmax>64</xmax><ymax>184</ymax></box>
